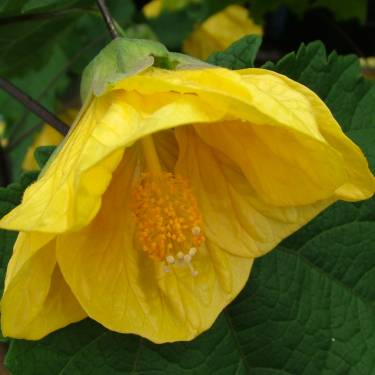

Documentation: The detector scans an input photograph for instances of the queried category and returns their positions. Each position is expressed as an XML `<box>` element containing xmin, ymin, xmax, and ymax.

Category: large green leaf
<box><xmin>0</xmin><ymin>11</ymin><xmax>81</xmax><ymax>75</ymax></box>
<box><xmin>4</xmin><ymin>41</ymin><xmax>375</xmax><ymax>374</ymax></box>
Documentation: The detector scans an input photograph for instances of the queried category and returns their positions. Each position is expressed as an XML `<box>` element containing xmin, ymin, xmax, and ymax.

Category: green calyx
<box><xmin>80</xmin><ymin>37</ymin><xmax>211</xmax><ymax>103</ymax></box>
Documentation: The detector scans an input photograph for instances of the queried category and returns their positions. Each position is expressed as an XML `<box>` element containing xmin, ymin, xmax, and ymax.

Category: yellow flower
<box><xmin>0</xmin><ymin>66</ymin><xmax>374</xmax><ymax>344</ymax></box>
<box><xmin>143</xmin><ymin>0</ymin><xmax>192</xmax><ymax>18</ymax></box>
<box><xmin>0</xmin><ymin>117</ymin><xmax>7</xmax><ymax>148</ymax></box>
<box><xmin>143</xmin><ymin>0</ymin><xmax>163</xmax><ymax>18</ymax></box>
<box><xmin>183</xmin><ymin>5</ymin><xmax>263</xmax><ymax>60</ymax></box>
<box><xmin>22</xmin><ymin>109</ymin><xmax>78</xmax><ymax>171</ymax></box>
<box><xmin>143</xmin><ymin>1</ymin><xmax>263</xmax><ymax>60</ymax></box>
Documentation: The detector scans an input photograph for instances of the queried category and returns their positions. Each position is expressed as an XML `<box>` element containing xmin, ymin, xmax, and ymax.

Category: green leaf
<box><xmin>21</xmin><ymin>0</ymin><xmax>81</xmax><ymax>13</ymax></box>
<box><xmin>207</xmin><ymin>35</ymin><xmax>262</xmax><ymax>69</ymax></box>
<box><xmin>0</xmin><ymin>46</ymin><xmax>70</xmax><ymax>178</ymax></box>
<box><xmin>0</xmin><ymin>0</ymin><xmax>92</xmax><ymax>14</ymax></box>
<box><xmin>0</xmin><ymin>5</ymin><xmax>83</xmax><ymax>76</ymax></box>
<box><xmin>0</xmin><ymin>1</ymin><xmax>109</xmax><ymax>76</ymax></box>
<box><xmin>4</xmin><ymin>41</ymin><xmax>375</xmax><ymax>374</ymax></box>
<box><xmin>80</xmin><ymin>37</ymin><xmax>170</xmax><ymax>101</ymax></box>
<box><xmin>34</xmin><ymin>145</ymin><xmax>57</xmax><ymax>169</ymax></box>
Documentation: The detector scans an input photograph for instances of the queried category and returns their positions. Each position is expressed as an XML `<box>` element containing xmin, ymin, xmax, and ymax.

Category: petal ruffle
<box><xmin>175</xmin><ymin>126</ymin><xmax>332</xmax><ymax>258</ymax></box>
<box><xmin>238</xmin><ymin>69</ymin><xmax>375</xmax><ymax>201</ymax></box>
<box><xmin>56</xmin><ymin>146</ymin><xmax>253</xmax><ymax>343</ymax></box>
<box><xmin>0</xmin><ymin>96</ymin><xmax>123</xmax><ymax>233</ymax></box>
<box><xmin>0</xmin><ymin>91</ymin><xmax>226</xmax><ymax>234</ymax></box>
<box><xmin>115</xmin><ymin>67</ymin><xmax>374</xmax><ymax>205</ymax></box>
<box><xmin>1</xmin><ymin>233</ymin><xmax>86</xmax><ymax>339</ymax></box>
<box><xmin>194</xmin><ymin>119</ymin><xmax>346</xmax><ymax>206</ymax></box>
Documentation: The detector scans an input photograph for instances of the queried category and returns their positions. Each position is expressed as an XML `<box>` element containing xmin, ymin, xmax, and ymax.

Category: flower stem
<box><xmin>0</xmin><ymin>77</ymin><xmax>69</xmax><ymax>136</ymax></box>
<box><xmin>96</xmin><ymin>0</ymin><xmax>119</xmax><ymax>39</ymax></box>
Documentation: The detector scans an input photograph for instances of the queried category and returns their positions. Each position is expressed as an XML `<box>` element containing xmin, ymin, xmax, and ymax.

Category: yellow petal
<box><xmin>121</xmin><ymin>66</ymin><xmax>373</xmax><ymax>206</ymax></box>
<box><xmin>176</xmin><ymin>126</ymin><xmax>333</xmax><ymax>258</ymax></box>
<box><xmin>240</xmin><ymin>69</ymin><xmax>375</xmax><ymax>201</ymax></box>
<box><xmin>0</xmin><ymin>90</ymin><xmax>225</xmax><ymax>233</ymax></box>
<box><xmin>194</xmin><ymin>119</ymin><xmax>346</xmax><ymax>206</ymax></box>
<box><xmin>143</xmin><ymin>0</ymin><xmax>162</xmax><ymax>18</ymax></box>
<box><xmin>1</xmin><ymin>233</ymin><xmax>86</xmax><ymax>339</ymax></box>
<box><xmin>56</xmin><ymin>146</ymin><xmax>252</xmax><ymax>343</ymax></box>
<box><xmin>23</xmin><ymin>109</ymin><xmax>78</xmax><ymax>171</ymax></box>
<box><xmin>111</xmin><ymin>67</ymin><xmax>350</xmax><ymax>149</ymax></box>
<box><xmin>183</xmin><ymin>5</ymin><xmax>263</xmax><ymax>60</ymax></box>
<box><xmin>0</xmin><ymin>96</ymin><xmax>124</xmax><ymax>233</ymax></box>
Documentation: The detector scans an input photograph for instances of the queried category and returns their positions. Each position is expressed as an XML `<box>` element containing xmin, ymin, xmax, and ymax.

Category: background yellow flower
<box><xmin>144</xmin><ymin>1</ymin><xmax>263</xmax><ymax>59</ymax></box>
<box><xmin>22</xmin><ymin>109</ymin><xmax>78</xmax><ymax>171</ymax></box>
<box><xmin>183</xmin><ymin>5</ymin><xmax>263</xmax><ymax>59</ymax></box>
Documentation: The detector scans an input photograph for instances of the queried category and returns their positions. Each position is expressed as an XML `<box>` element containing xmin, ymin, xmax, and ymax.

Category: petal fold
<box><xmin>0</xmin><ymin>91</ymin><xmax>225</xmax><ymax>233</ymax></box>
<box><xmin>238</xmin><ymin>68</ymin><xmax>375</xmax><ymax>201</ymax></box>
<box><xmin>176</xmin><ymin>126</ymin><xmax>332</xmax><ymax>258</ymax></box>
<box><xmin>57</xmin><ymin>147</ymin><xmax>252</xmax><ymax>343</ymax></box>
<box><xmin>1</xmin><ymin>233</ymin><xmax>86</xmax><ymax>339</ymax></box>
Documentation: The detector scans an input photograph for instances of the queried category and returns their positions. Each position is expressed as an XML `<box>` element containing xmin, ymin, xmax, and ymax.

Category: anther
<box><xmin>177</xmin><ymin>252</ymin><xmax>184</xmax><ymax>261</ymax></box>
<box><xmin>184</xmin><ymin>254</ymin><xmax>192</xmax><ymax>263</ymax></box>
<box><xmin>187</xmin><ymin>263</ymin><xmax>199</xmax><ymax>277</ymax></box>
<box><xmin>192</xmin><ymin>226</ymin><xmax>201</xmax><ymax>236</ymax></box>
<box><xmin>189</xmin><ymin>247</ymin><xmax>197</xmax><ymax>257</ymax></box>
<box><xmin>166</xmin><ymin>255</ymin><xmax>175</xmax><ymax>264</ymax></box>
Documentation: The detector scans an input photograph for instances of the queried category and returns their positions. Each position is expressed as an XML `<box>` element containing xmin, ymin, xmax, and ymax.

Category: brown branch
<box><xmin>96</xmin><ymin>0</ymin><xmax>119</xmax><ymax>39</ymax></box>
<box><xmin>0</xmin><ymin>77</ymin><xmax>69</xmax><ymax>136</ymax></box>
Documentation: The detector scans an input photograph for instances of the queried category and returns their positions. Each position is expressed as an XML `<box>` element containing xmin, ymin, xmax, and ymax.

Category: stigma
<box><xmin>132</xmin><ymin>172</ymin><xmax>205</xmax><ymax>276</ymax></box>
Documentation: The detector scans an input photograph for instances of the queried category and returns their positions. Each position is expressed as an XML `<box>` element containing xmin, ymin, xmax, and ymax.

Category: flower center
<box><xmin>132</xmin><ymin>135</ymin><xmax>205</xmax><ymax>276</ymax></box>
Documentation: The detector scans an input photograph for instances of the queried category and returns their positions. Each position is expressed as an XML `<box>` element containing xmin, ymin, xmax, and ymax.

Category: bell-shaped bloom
<box><xmin>183</xmin><ymin>5</ymin><xmax>263</xmax><ymax>59</ymax></box>
<box><xmin>0</xmin><ymin>66</ymin><xmax>374</xmax><ymax>343</ymax></box>
<box><xmin>23</xmin><ymin>109</ymin><xmax>78</xmax><ymax>171</ymax></box>
<box><xmin>143</xmin><ymin>1</ymin><xmax>263</xmax><ymax>60</ymax></box>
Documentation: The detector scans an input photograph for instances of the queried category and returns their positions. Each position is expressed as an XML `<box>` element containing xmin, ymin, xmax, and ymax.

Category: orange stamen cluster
<box><xmin>132</xmin><ymin>172</ymin><xmax>205</xmax><ymax>274</ymax></box>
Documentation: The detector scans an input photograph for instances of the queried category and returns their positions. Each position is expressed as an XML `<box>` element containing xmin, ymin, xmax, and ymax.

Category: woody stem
<box><xmin>96</xmin><ymin>0</ymin><xmax>119</xmax><ymax>39</ymax></box>
<box><xmin>0</xmin><ymin>77</ymin><xmax>69</xmax><ymax>136</ymax></box>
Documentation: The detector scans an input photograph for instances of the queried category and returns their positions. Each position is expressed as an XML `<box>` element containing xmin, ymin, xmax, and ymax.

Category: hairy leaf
<box><xmin>207</xmin><ymin>35</ymin><xmax>262</xmax><ymax>69</ymax></box>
